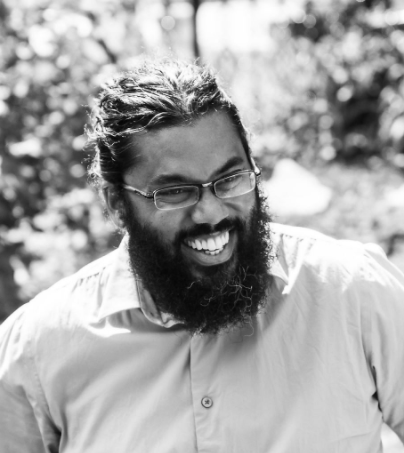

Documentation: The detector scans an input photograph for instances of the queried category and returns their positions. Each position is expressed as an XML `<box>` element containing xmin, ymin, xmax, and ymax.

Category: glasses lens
<box><xmin>215</xmin><ymin>171</ymin><xmax>256</xmax><ymax>199</ymax></box>
<box><xmin>154</xmin><ymin>186</ymin><xmax>199</xmax><ymax>210</ymax></box>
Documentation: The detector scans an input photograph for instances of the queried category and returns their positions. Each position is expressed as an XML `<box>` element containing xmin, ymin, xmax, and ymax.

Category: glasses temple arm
<box><xmin>122</xmin><ymin>184</ymin><xmax>154</xmax><ymax>199</ymax></box>
<box><xmin>249</xmin><ymin>156</ymin><xmax>261</xmax><ymax>176</ymax></box>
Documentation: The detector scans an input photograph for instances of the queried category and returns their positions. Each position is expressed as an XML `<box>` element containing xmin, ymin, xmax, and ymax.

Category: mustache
<box><xmin>176</xmin><ymin>217</ymin><xmax>244</xmax><ymax>243</ymax></box>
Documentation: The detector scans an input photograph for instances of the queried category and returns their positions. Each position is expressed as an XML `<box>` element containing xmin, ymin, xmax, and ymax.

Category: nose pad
<box><xmin>190</xmin><ymin>186</ymin><xmax>229</xmax><ymax>225</ymax></box>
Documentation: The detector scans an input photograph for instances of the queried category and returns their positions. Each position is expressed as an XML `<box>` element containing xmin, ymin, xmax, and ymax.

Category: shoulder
<box><xmin>270</xmin><ymin>223</ymin><xmax>380</xmax><ymax>288</ymax></box>
<box><xmin>0</xmin><ymin>248</ymin><xmax>119</xmax><ymax>341</ymax></box>
<box><xmin>33</xmin><ymin>248</ymin><xmax>118</xmax><ymax>308</ymax></box>
<box><xmin>270</xmin><ymin>222</ymin><xmax>366</xmax><ymax>258</ymax></box>
<box><xmin>271</xmin><ymin>222</ymin><xmax>364</xmax><ymax>251</ymax></box>
<box><xmin>48</xmin><ymin>248</ymin><xmax>117</xmax><ymax>292</ymax></box>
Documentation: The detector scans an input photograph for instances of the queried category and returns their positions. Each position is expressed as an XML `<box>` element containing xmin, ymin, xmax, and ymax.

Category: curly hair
<box><xmin>87</xmin><ymin>58</ymin><xmax>251</xmax><ymax>190</ymax></box>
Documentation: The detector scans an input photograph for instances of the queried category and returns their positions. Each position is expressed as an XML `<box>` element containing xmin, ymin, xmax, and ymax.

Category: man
<box><xmin>1</xmin><ymin>59</ymin><xmax>404</xmax><ymax>453</ymax></box>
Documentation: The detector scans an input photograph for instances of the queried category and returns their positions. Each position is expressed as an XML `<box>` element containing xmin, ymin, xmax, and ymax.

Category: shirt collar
<box><xmin>269</xmin><ymin>257</ymin><xmax>289</xmax><ymax>292</ymax></box>
<box><xmin>97</xmin><ymin>236</ymin><xmax>176</xmax><ymax>325</ymax></box>
<box><xmin>98</xmin><ymin>234</ymin><xmax>289</xmax><ymax>324</ymax></box>
<box><xmin>97</xmin><ymin>236</ymin><xmax>141</xmax><ymax>320</ymax></box>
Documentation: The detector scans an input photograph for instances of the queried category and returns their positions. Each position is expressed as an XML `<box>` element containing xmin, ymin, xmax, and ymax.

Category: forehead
<box><xmin>125</xmin><ymin>112</ymin><xmax>249</xmax><ymax>188</ymax></box>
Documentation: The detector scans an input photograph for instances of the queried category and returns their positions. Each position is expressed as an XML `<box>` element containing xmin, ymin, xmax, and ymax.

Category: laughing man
<box><xmin>1</xmin><ymin>59</ymin><xmax>404</xmax><ymax>453</ymax></box>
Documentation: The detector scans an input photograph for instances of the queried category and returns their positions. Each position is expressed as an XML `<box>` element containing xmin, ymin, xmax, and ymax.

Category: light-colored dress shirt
<box><xmin>1</xmin><ymin>223</ymin><xmax>404</xmax><ymax>453</ymax></box>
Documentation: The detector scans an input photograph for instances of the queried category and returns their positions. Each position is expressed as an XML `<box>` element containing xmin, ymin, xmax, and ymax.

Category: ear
<box><xmin>102</xmin><ymin>185</ymin><xmax>126</xmax><ymax>230</ymax></box>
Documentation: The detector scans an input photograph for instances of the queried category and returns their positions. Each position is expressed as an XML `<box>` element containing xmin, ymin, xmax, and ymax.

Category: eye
<box><xmin>156</xmin><ymin>186</ymin><xmax>196</xmax><ymax>204</ymax></box>
<box><xmin>215</xmin><ymin>171</ymin><xmax>256</xmax><ymax>199</ymax></box>
<box><xmin>161</xmin><ymin>187</ymin><xmax>189</xmax><ymax>198</ymax></box>
<box><xmin>224</xmin><ymin>175</ymin><xmax>238</xmax><ymax>183</ymax></box>
<box><xmin>219</xmin><ymin>173</ymin><xmax>243</xmax><ymax>189</ymax></box>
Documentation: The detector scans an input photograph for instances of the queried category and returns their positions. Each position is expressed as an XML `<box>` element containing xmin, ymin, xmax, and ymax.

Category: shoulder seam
<box><xmin>38</xmin><ymin>252</ymin><xmax>115</xmax><ymax>297</ymax></box>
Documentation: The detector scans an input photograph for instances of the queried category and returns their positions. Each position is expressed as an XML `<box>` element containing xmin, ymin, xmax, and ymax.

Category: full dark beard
<box><xmin>122</xmin><ymin>190</ymin><xmax>274</xmax><ymax>335</ymax></box>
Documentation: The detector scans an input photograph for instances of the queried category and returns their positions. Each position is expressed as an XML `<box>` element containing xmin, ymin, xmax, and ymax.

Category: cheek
<box><xmin>146</xmin><ymin>210</ymin><xmax>187</xmax><ymax>244</ymax></box>
<box><xmin>225</xmin><ymin>192</ymin><xmax>256</xmax><ymax>217</ymax></box>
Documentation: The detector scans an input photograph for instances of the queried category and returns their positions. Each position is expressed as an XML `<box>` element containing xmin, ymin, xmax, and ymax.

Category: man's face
<box><xmin>114</xmin><ymin>112</ymin><xmax>273</xmax><ymax>334</ymax></box>
<box><xmin>121</xmin><ymin>112</ymin><xmax>256</xmax><ymax>278</ymax></box>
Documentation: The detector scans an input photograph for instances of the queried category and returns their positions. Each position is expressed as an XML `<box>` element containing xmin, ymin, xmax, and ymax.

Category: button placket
<box><xmin>190</xmin><ymin>335</ymin><xmax>219</xmax><ymax>451</ymax></box>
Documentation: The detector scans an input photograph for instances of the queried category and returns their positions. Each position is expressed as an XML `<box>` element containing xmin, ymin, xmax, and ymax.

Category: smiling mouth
<box><xmin>184</xmin><ymin>230</ymin><xmax>230</xmax><ymax>256</ymax></box>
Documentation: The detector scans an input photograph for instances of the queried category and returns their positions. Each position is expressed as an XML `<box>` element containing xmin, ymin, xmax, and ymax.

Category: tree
<box><xmin>287</xmin><ymin>0</ymin><xmax>404</xmax><ymax>164</ymax></box>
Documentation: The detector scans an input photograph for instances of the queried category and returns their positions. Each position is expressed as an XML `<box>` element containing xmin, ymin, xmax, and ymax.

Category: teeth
<box><xmin>203</xmin><ymin>248</ymin><xmax>223</xmax><ymax>255</ymax></box>
<box><xmin>185</xmin><ymin>231</ymin><xmax>230</xmax><ymax>253</ymax></box>
<box><xmin>215</xmin><ymin>235</ymin><xmax>223</xmax><ymax>249</ymax></box>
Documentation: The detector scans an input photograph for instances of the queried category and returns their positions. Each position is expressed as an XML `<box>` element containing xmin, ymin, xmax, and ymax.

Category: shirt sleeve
<box><xmin>361</xmin><ymin>244</ymin><xmax>404</xmax><ymax>442</ymax></box>
<box><xmin>0</xmin><ymin>304</ymin><xmax>59</xmax><ymax>453</ymax></box>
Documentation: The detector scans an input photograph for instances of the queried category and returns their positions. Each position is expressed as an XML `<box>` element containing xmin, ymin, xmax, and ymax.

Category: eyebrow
<box><xmin>149</xmin><ymin>156</ymin><xmax>247</xmax><ymax>187</ymax></box>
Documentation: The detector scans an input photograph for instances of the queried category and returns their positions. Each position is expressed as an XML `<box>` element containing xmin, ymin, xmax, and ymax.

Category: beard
<box><xmin>121</xmin><ymin>190</ymin><xmax>274</xmax><ymax>335</ymax></box>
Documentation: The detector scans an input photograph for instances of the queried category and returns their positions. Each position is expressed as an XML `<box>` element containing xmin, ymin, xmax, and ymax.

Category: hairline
<box><xmin>121</xmin><ymin>109</ymin><xmax>251</xmax><ymax>178</ymax></box>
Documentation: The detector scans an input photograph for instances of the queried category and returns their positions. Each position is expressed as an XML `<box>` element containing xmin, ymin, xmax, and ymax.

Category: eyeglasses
<box><xmin>122</xmin><ymin>169</ymin><xmax>260</xmax><ymax>211</ymax></box>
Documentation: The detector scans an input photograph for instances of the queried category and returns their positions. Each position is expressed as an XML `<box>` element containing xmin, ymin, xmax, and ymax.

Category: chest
<box><xmin>42</xmin><ymin>304</ymin><xmax>382</xmax><ymax>453</ymax></box>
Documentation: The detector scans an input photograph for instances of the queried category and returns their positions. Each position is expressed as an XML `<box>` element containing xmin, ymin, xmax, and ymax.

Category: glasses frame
<box><xmin>122</xmin><ymin>168</ymin><xmax>261</xmax><ymax>211</ymax></box>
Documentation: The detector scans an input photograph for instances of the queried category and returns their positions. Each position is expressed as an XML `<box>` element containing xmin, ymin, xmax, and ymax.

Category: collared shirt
<box><xmin>1</xmin><ymin>223</ymin><xmax>404</xmax><ymax>453</ymax></box>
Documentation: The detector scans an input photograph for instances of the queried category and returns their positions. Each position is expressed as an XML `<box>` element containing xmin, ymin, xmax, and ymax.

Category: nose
<box><xmin>190</xmin><ymin>187</ymin><xmax>229</xmax><ymax>225</ymax></box>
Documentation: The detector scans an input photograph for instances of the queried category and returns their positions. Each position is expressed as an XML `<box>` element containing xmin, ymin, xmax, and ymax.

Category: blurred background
<box><xmin>1</xmin><ymin>0</ymin><xmax>404</xmax><ymax>449</ymax></box>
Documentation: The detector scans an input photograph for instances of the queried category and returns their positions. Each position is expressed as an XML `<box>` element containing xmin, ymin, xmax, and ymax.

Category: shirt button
<box><xmin>201</xmin><ymin>396</ymin><xmax>213</xmax><ymax>408</ymax></box>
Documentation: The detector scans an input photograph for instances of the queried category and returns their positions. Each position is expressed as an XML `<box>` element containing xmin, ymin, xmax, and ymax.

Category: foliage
<box><xmin>290</xmin><ymin>0</ymin><xmax>404</xmax><ymax>164</ymax></box>
<box><xmin>0</xmin><ymin>0</ymin><xmax>142</xmax><ymax>319</ymax></box>
<box><xmin>221</xmin><ymin>0</ymin><xmax>404</xmax><ymax>172</ymax></box>
<box><xmin>2</xmin><ymin>0</ymin><xmax>404</xmax><ymax>321</ymax></box>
